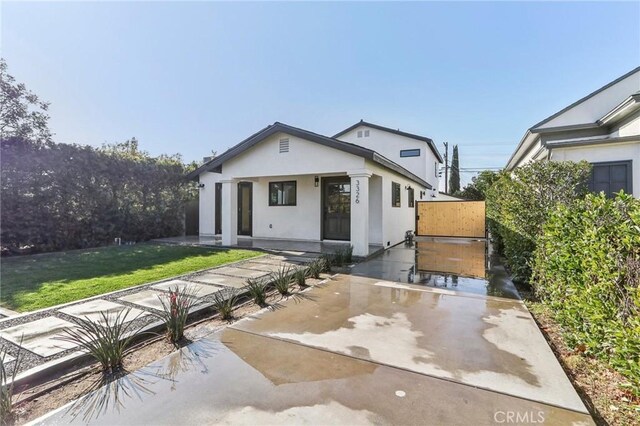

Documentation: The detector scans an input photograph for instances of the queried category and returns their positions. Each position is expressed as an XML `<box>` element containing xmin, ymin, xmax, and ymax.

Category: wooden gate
<box><xmin>416</xmin><ymin>201</ymin><xmax>486</xmax><ymax>238</ymax></box>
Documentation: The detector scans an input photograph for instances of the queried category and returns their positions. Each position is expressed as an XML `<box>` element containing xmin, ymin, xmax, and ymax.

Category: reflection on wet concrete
<box><xmin>34</xmin><ymin>328</ymin><xmax>593</xmax><ymax>425</ymax></box>
<box><xmin>231</xmin><ymin>275</ymin><xmax>585</xmax><ymax>413</ymax></box>
<box><xmin>61</xmin><ymin>339</ymin><xmax>219</xmax><ymax>423</ymax></box>
<box><xmin>350</xmin><ymin>237</ymin><xmax>520</xmax><ymax>299</ymax></box>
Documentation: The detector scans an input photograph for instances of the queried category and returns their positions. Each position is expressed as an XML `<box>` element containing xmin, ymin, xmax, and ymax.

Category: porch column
<box><xmin>349</xmin><ymin>170</ymin><xmax>372</xmax><ymax>257</ymax></box>
<box><xmin>220</xmin><ymin>179</ymin><xmax>238</xmax><ymax>246</ymax></box>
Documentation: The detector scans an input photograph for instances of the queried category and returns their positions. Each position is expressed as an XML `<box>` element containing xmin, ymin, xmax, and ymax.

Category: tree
<box><xmin>0</xmin><ymin>58</ymin><xmax>52</xmax><ymax>143</ymax></box>
<box><xmin>454</xmin><ymin>170</ymin><xmax>501</xmax><ymax>201</ymax></box>
<box><xmin>448</xmin><ymin>144</ymin><xmax>460</xmax><ymax>193</ymax></box>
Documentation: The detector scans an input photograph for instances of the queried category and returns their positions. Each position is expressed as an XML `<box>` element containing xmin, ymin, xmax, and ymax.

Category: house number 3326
<box><xmin>355</xmin><ymin>180</ymin><xmax>360</xmax><ymax>204</ymax></box>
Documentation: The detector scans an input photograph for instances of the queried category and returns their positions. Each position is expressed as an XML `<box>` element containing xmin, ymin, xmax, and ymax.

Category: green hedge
<box><xmin>532</xmin><ymin>193</ymin><xmax>640</xmax><ymax>395</ymax></box>
<box><xmin>1</xmin><ymin>137</ymin><xmax>196</xmax><ymax>255</ymax></box>
<box><xmin>486</xmin><ymin>160</ymin><xmax>591</xmax><ymax>283</ymax></box>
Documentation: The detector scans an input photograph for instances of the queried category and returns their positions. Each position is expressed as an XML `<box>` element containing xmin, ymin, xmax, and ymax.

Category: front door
<box><xmin>215</xmin><ymin>183</ymin><xmax>222</xmax><ymax>235</ymax></box>
<box><xmin>322</xmin><ymin>177</ymin><xmax>351</xmax><ymax>240</ymax></box>
<box><xmin>238</xmin><ymin>182</ymin><xmax>253</xmax><ymax>236</ymax></box>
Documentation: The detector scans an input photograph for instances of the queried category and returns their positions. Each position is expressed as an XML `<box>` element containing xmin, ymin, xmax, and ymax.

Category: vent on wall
<box><xmin>279</xmin><ymin>138</ymin><xmax>290</xmax><ymax>153</ymax></box>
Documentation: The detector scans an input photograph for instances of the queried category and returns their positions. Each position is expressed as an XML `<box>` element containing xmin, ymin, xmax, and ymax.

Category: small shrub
<box><xmin>157</xmin><ymin>286</ymin><xmax>200</xmax><ymax>343</ymax></box>
<box><xmin>57</xmin><ymin>309</ymin><xmax>143</xmax><ymax>372</ymax></box>
<box><xmin>319</xmin><ymin>254</ymin><xmax>333</xmax><ymax>272</ymax></box>
<box><xmin>307</xmin><ymin>258</ymin><xmax>324</xmax><ymax>279</ymax></box>
<box><xmin>271</xmin><ymin>264</ymin><xmax>294</xmax><ymax>296</ymax></box>
<box><xmin>294</xmin><ymin>267</ymin><xmax>308</xmax><ymax>288</ymax></box>
<box><xmin>245</xmin><ymin>277</ymin><xmax>268</xmax><ymax>306</ymax></box>
<box><xmin>1</xmin><ymin>345</ymin><xmax>23</xmax><ymax>426</ymax></box>
<box><xmin>332</xmin><ymin>250</ymin><xmax>344</xmax><ymax>267</ymax></box>
<box><xmin>343</xmin><ymin>245</ymin><xmax>354</xmax><ymax>263</ymax></box>
<box><xmin>211</xmin><ymin>289</ymin><xmax>239</xmax><ymax>320</ymax></box>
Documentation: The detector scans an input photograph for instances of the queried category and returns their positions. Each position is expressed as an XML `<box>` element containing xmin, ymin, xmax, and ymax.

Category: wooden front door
<box><xmin>322</xmin><ymin>177</ymin><xmax>351</xmax><ymax>240</ymax></box>
<box><xmin>237</xmin><ymin>182</ymin><xmax>253</xmax><ymax>236</ymax></box>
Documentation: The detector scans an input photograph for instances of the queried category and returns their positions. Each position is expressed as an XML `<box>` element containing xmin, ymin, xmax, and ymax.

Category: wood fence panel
<box><xmin>416</xmin><ymin>201</ymin><xmax>485</xmax><ymax>238</ymax></box>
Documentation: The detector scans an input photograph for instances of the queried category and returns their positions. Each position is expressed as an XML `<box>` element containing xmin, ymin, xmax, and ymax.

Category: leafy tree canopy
<box><xmin>0</xmin><ymin>58</ymin><xmax>52</xmax><ymax>143</ymax></box>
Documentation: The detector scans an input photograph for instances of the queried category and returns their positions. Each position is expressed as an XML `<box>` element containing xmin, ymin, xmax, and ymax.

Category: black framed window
<box><xmin>408</xmin><ymin>187</ymin><xmax>415</xmax><ymax>207</ymax></box>
<box><xmin>269</xmin><ymin>181</ymin><xmax>297</xmax><ymax>206</ymax></box>
<box><xmin>392</xmin><ymin>182</ymin><xmax>401</xmax><ymax>207</ymax></box>
<box><xmin>400</xmin><ymin>149</ymin><xmax>420</xmax><ymax>157</ymax></box>
<box><xmin>588</xmin><ymin>161</ymin><xmax>632</xmax><ymax>198</ymax></box>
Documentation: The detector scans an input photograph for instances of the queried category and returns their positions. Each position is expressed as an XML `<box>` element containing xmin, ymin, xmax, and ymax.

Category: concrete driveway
<box><xmin>33</xmin><ymin>239</ymin><xmax>593</xmax><ymax>425</ymax></box>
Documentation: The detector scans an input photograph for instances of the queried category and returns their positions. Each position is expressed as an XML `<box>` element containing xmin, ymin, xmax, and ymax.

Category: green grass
<box><xmin>0</xmin><ymin>244</ymin><xmax>261</xmax><ymax>312</ymax></box>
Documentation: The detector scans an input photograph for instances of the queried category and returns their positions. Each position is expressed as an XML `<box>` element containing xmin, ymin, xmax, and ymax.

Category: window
<box><xmin>435</xmin><ymin>162</ymin><xmax>438</xmax><ymax>178</ymax></box>
<box><xmin>408</xmin><ymin>187</ymin><xmax>415</xmax><ymax>207</ymax></box>
<box><xmin>392</xmin><ymin>182</ymin><xmax>401</xmax><ymax>207</ymax></box>
<box><xmin>364</xmin><ymin>130</ymin><xmax>370</xmax><ymax>137</ymax></box>
<box><xmin>269</xmin><ymin>181</ymin><xmax>297</xmax><ymax>206</ymax></box>
<box><xmin>357</xmin><ymin>130</ymin><xmax>363</xmax><ymax>138</ymax></box>
<box><xmin>588</xmin><ymin>161</ymin><xmax>632</xmax><ymax>198</ymax></box>
<box><xmin>279</xmin><ymin>138</ymin><xmax>289</xmax><ymax>153</ymax></box>
<box><xmin>400</xmin><ymin>149</ymin><xmax>421</xmax><ymax>158</ymax></box>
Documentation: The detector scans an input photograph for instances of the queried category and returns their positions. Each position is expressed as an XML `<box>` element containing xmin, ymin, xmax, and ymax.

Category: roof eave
<box><xmin>530</xmin><ymin>66</ymin><xmax>640</xmax><ymax>130</ymax></box>
<box><xmin>334</xmin><ymin>120</ymin><xmax>443</xmax><ymax>162</ymax></box>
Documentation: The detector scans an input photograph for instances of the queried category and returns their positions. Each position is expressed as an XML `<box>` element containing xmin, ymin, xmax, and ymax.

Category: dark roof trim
<box><xmin>545</xmin><ymin>134</ymin><xmax>639</xmax><ymax>149</ymax></box>
<box><xmin>333</xmin><ymin>120</ymin><xmax>444</xmax><ymax>163</ymax></box>
<box><xmin>187</xmin><ymin>122</ymin><xmax>431</xmax><ymax>188</ymax></box>
<box><xmin>531</xmin><ymin>122</ymin><xmax>600</xmax><ymax>135</ymax></box>
<box><xmin>531</xmin><ymin>66</ymin><xmax>640</xmax><ymax>130</ymax></box>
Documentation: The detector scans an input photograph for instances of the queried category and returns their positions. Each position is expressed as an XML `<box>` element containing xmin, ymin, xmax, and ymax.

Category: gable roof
<box><xmin>530</xmin><ymin>66</ymin><xmax>640</xmax><ymax>130</ymax></box>
<box><xmin>333</xmin><ymin>120</ymin><xmax>444</xmax><ymax>163</ymax></box>
<box><xmin>506</xmin><ymin>66</ymin><xmax>640</xmax><ymax>170</ymax></box>
<box><xmin>187</xmin><ymin>122</ymin><xmax>431</xmax><ymax>188</ymax></box>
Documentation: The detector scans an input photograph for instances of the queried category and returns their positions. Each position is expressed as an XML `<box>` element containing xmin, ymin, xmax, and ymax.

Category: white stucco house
<box><xmin>188</xmin><ymin>121</ymin><xmax>443</xmax><ymax>256</ymax></box>
<box><xmin>506</xmin><ymin>66</ymin><xmax>640</xmax><ymax>198</ymax></box>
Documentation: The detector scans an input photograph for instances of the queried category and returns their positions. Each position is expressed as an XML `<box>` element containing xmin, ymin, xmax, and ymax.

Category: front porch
<box><xmin>154</xmin><ymin>235</ymin><xmax>384</xmax><ymax>258</ymax></box>
<box><xmin>200</xmin><ymin>170</ymin><xmax>386</xmax><ymax>257</ymax></box>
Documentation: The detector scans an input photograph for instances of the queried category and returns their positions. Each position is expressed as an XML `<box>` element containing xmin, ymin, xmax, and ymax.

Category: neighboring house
<box><xmin>506</xmin><ymin>66</ymin><xmax>640</xmax><ymax>198</ymax></box>
<box><xmin>188</xmin><ymin>121</ymin><xmax>442</xmax><ymax>256</ymax></box>
<box><xmin>436</xmin><ymin>192</ymin><xmax>467</xmax><ymax>201</ymax></box>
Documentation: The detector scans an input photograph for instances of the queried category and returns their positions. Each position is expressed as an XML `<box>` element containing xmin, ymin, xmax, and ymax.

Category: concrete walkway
<box><xmin>30</xmin><ymin>238</ymin><xmax>594</xmax><ymax>425</ymax></box>
<box><xmin>0</xmin><ymin>251</ymin><xmax>317</xmax><ymax>377</ymax></box>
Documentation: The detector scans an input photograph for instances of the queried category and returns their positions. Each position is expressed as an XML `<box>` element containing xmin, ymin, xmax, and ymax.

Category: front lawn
<box><xmin>0</xmin><ymin>244</ymin><xmax>261</xmax><ymax>312</ymax></box>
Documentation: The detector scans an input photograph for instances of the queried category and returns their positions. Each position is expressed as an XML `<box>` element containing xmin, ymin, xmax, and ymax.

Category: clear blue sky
<box><xmin>2</xmin><ymin>1</ymin><xmax>639</xmax><ymax>185</ymax></box>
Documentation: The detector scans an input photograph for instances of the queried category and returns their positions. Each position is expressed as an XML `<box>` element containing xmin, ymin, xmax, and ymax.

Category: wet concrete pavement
<box><xmin>32</xmin><ymin>238</ymin><xmax>593</xmax><ymax>425</ymax></box>
<box><xmin>350</xmin><ymin>237</ymin><xmax>520</xmax><ymax>299</ymax></box>
<box><xmin>36</xmin><ymin>328</ymin><xmax>592</xmax><ymax>425</ymax></box>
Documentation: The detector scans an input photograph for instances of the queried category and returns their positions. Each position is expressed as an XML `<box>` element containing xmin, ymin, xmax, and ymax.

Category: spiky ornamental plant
<box><xmin>244</xmin><ymin>277</ymin><xmax>268</xmax><ymax>307</ymax></box>
<box><xmin>211</xmin><ymin>289</ymin><xmax>239</xmax><ymax>320</ymax></box>
<box><xmin>57</xmin><ymin>309</ymin><xmax>144</xmax><ymax>372</ymax></box>
<box><xmin>271</xmin><ymin>264</ymin><xmax>295</xmax><ymax>296</ymax></box>
<box><xmin>1</xmin><ymin>343</ymin><xmax>23</xmax><ymax>426</ymax></box>
<box><xmin>344</xmin><ymin>245</ymin><xmax>354</xmax><ymax>264</ymax></box>
<box><xmin>157</xmin><ymin>286</ymin><xmax>200</xmax><ymax>343</ymax></box>
<box><xmin>307</xmin><ymin>258</ymin><xmax>323</xmax><ymax>279</ymax></box>
<box><xmin>294</xmin><ymin>267</ymin><xmax>308</xmax><ymax>288</ymax></box>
